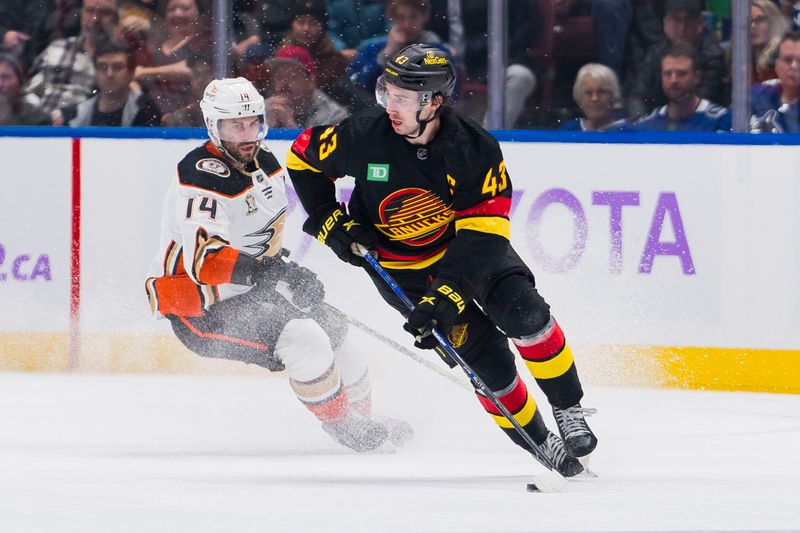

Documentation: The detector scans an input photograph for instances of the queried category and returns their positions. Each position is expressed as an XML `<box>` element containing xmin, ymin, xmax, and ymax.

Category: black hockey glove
<box><xmin>403</xmin><ymin>276</ymin><xmax>474</xmax><ymax>350</ymax></box>
<box><xmin>284</xmin><ymin>260</ymin><xmax>325</xmax><ymax>309</ymax></box>
<box><xmin>247</xmin><ymin>255</ymin><xmax>285</xmax><ymax>294</ymax></box>
<box><xmin>302</xmin><ymin>202</ymin><xmax>378</xmax><ymax>266</ymax></box>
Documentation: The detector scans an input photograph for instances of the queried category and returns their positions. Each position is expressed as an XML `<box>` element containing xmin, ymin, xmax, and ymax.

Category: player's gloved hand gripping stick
<box><xmin>355</xmin><ymin>245</ymin><xmax>568</xmax><ymax>493</ymax></box>
<box><xmin>303</xmin><ymin>202</ymin><xmax>378</xmax><ymax>266</ymax></box>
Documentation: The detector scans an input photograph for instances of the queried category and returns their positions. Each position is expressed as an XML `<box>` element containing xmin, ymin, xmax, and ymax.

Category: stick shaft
<box><xmin>362</xmin><ymin>253</ymin><xmax>558</xmax><ymax>472</ymax></box>
<box><xmin>322</xmin><ymin>302</ymin><xmax>471</xmax><ymax>390</ymax></box>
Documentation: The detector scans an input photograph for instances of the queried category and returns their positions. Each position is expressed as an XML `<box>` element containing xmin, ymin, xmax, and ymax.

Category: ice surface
<box><xmin>1</xmin><ymin>357</ymin><xmax>798</xmax><ymax>532</ymax></box>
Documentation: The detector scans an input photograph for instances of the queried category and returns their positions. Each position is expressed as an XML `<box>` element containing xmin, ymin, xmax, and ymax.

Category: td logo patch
<box><xmin>367</xmin><ymin>163</ymin><xmax>390</xmax><ymax>182</ymax></box>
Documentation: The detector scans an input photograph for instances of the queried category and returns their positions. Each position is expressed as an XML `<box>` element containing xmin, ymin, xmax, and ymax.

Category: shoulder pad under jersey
<box><xmin>177</xmin><ymin>143</ymin><xmax>250</xmax><ymax>197</ymax></box>
<box><xmin>255</xmin><ymin>145</ymin><xmax>283</xmax><ymax>176</ymax></box>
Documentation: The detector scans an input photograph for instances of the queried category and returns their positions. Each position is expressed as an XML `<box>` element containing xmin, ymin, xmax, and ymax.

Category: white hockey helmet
<box><xmin>199</xmin><ymin>77</ymin><xmax>268</xmax><ymax>147</ymax></box>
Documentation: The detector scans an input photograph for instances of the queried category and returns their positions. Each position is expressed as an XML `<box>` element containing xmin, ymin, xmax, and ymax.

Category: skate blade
<box><xmin>577</xmin><ymin>454</ymin><xmax>598</xmax><ymax>477</ymax></box>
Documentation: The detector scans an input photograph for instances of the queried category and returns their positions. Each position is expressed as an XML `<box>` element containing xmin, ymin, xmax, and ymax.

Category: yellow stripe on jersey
<box><xmin>524</xmin><ymin>344</ymin><xmax>575</xmax><ymax>380</ymax></box>
<box><xmin>378</xmin><ymin>249</ymin><xmax>447</xmax><ymax>270</ymax></box>
<box><xmin>285</xmin><ymin>150</ymin><xmax>322</xmax><ymax>173</ymax></box>
<box><xmin>489</xmin><ymin>394</ymin><xmax>537</xmax><ymax>429</ymax></box>
<box><xmin>455</xmin><ymin>216</ymin><xmax>511</xmax><ymax>239</ymax></box>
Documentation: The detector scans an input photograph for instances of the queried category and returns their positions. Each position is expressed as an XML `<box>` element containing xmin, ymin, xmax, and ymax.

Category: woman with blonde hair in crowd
<box><xmin>750</xmin><ymin>0</ymin><xmax>789</xmax><ymax>82</ymax></box>
<box><xmin>560</xmin><ymin>63</ymin><xmax>627</xmax><ymax>131</ymax></box>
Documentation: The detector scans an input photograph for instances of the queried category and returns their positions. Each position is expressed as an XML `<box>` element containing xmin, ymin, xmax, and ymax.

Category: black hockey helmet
<box><xmin>383</xmin><ymin>43</ymin><xmax>456</xmax><ymax>101</ymax></box>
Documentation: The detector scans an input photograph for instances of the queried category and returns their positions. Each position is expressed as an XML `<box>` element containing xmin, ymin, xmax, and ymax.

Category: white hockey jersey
<box><xmin>145</xmin><ymin>141</ymin><xmax>288</xmax><ymax>317</ymax></box>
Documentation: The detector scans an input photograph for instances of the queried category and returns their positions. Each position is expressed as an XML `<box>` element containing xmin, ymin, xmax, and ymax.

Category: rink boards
<box><xmin>0</xmin><ymin>131</ymin><xmax>798</xmax><ymax>393</ymax></box>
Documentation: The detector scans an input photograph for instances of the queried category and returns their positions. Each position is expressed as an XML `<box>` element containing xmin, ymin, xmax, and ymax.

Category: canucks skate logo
<box><xmin>245</xmin><ymin>194</ymin><xmax>257</xmax><ymax>215</ymax></box>
<box><xmin>375</xmin><ymin>188</ymin><xmax>453</xmax><ymax>246</ymax></box>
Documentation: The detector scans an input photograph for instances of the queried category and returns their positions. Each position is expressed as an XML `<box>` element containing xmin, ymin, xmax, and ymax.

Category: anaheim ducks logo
<box><xmin>375</xmin><ymin>188</ymin><xmax>453</xmax><ymax>246</ymax></box>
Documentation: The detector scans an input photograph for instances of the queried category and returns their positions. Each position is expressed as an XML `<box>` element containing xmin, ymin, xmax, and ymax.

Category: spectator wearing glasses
<box><xmin>560</xmin><ymin>63</ymin><xmax>628</xmax><ymax>131</ymax></box>
<box><xmin>751</xmin><ymin>31</ymin><xmax>800</xmax><ymax>133</ymax></box>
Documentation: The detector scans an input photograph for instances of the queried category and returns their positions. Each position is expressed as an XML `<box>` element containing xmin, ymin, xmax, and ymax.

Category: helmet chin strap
<box><xmin>402</xmin><ymin>101</ymin><xmax>444</xmax><ymax>140</ymax></box>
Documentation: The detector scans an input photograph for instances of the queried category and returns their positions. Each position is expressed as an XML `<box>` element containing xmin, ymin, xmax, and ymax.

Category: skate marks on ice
<box><xmin>0</xmin><ymin>373</ymin><xmax>798</xmax><ymax>532</ymax></box>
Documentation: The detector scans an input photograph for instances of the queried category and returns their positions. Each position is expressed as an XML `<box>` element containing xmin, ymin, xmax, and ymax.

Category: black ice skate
<box><xmin>322</xmin><ymin>411</ymin><xmax>389</xmax><ymax>452</ymax></box>
<box><xmin>541</xmin><ymin>431</ymin><xmax>584</xmax><ymax>477</ymax></box>
<box><xmin>552</xmin><ymin>403</ymin><xmax>598</xmax><ymax>458</ymax></box>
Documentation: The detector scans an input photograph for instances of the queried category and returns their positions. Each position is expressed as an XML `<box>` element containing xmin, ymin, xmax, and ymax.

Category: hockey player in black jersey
<box><xmin>286</xmin><ymin>45</ymin><xmax>597</xmax><ymax>476</ymax></box>
<box><xmin>145</xmin><ymin>77</ymin><xmax>411</xmax><ymax>453</ymax></box>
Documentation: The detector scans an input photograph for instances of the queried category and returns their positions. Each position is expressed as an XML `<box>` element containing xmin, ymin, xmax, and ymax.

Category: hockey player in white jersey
<box><xmin>145</xmin><ymin>77</ymin><xmax>411</xmax><ymax>452</ymax></box>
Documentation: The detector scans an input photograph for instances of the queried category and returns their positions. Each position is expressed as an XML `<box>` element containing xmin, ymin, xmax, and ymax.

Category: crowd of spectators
<box><xmin>1</xmin><ymin>0</ymin><xmax>800</xmax><ymax>133</ymax></box>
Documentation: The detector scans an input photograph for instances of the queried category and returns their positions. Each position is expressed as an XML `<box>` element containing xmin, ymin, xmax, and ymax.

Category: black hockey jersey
<box><xmin>286</xmin><ymin>107</ymin><xmax>512</xmax><ymax>288</ymax></box>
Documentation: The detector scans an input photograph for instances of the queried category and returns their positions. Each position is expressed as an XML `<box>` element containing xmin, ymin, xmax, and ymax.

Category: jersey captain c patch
<box><xmin>196</xmin><ymin>158</ymin><xmax>231</xmax><ymax>177</ymax></box>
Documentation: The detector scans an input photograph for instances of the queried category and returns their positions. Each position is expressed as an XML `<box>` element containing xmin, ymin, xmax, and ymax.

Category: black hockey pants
<box><xmin>168</xmin><ymin>284</ymin><xmax>347</xmax><ymax>371</ymax></box>
<box><xmin>365</xmin><ymin>245</ymin><xmax>583</xmax><ymax>406</ymax></box>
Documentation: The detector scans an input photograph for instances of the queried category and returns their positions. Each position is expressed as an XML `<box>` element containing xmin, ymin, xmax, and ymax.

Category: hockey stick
<box><xmin>359</xmin><ymin>250</ymin><xmax>567</xmax><ymax>493</ymax></box>
<box><xmin>322</xmin><ymin>302</ymin><xmax>471</xmax><ymax>390</ymax></box>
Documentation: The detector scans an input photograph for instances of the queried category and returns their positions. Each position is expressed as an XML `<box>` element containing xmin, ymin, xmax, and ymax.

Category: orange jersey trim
<box><xmin>149</xmin><ymin>275</ymin><xmax>205</xmax><ymax>317</ymax></box>
<box><xmin>198</xmin><ymin>246</ymin><xmax>240</xmax><ymax>285</ymax></box>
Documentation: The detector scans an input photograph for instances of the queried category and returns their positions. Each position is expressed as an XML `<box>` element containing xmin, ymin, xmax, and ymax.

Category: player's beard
<box><xmin>665</xmin><ymin>86</ymin><xmax>694</xmax><ymax>104</ymax></box>
<box><xmin>222</xmin><ymin>140</ymin><xmax>258</xmax><ymax>165</ymax></box>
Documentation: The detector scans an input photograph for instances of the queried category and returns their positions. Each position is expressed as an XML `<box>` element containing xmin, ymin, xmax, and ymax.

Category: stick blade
<box><xmin>526</xmin><ymin>470</ymin><xmax>568</xmax><ymax>493</ymax></box>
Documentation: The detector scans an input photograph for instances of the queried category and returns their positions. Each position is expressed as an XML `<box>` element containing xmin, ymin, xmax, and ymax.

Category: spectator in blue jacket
<box><xmin>751</xmin><ymin>31</ymin><xmax>800</xmax><ymax>133</ymax></box>
<box><xmin>635</xmin><ymin>42</ymin><xmax>730</xmax><ymax>132</ymax></box>
<box><xmin>347</xmin><ymin>0</ymin><xmax>445</xmax><ymax>91</ymax></box>
<box><xmin>626</xmin><ymin>0</ymin><xmax>725</xmax><ymax>120</ymax></box>
<box><xmin>327</xmin><ymin>0</ymin><xmax>388</xmax><ymax>53</ymax></box>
